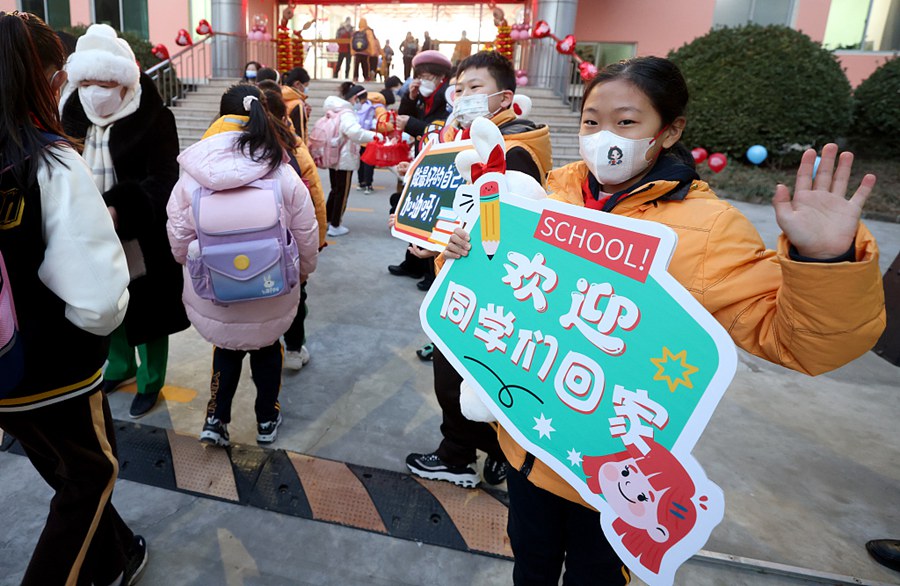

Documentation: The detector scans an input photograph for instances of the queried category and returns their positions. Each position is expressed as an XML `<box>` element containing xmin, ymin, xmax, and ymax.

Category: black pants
<box><xmin>368</xmin><ymin>55</ymin><xmax>379</xmax><ymax>80</ymax></box>
<box><xmin>506</xmin><ymin>467</ymin><xmax>629</xmax><ymax>586</ymax></box>
<box><xmin>358</xmin><ymin>148</ymin><xmax>375</xmax><ymax>187</ymax></box>
<box><xmin>0</xmin><ymin>390</ymin><xmax>134</xmax><ymax>586</ymax></box>
<box><xmin>396</xmin><ymin>248</ymin><xmax>435</xmax><ymax>281</ymax></box>
<box><xmin>283</xmin><ymin>282</ymin><xmax>308</xmax><ymax>352</ymax></box>
<box><xmin>208</xmin><ymin>341</ymin><xmax>282</xmax><ymax>424</ymax></box>
<box><xmin>326</xmin><ymin>168</ymin><xmax>352</xmax><ymax>227</ymax></box>
<box><xmin>334</xmin><ymin>52</ymin><xmax>351</xmax><ymax>78</ymax></box>
<box><xmin>433</xmin><ymin>347</ymin><xmax>505</xmax><ymax>466</ymax></box>
<box><xmin>354</xmin><ymin>54</ymin><xmax>370</xmax><ymax>81</ymax></box>
<box><xmin>403</xmin><ymin>55</ymin><xmax>413</xmax><ymax>79</ymax></box>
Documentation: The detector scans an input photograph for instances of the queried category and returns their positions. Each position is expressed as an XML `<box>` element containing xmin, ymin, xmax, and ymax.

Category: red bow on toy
<box><xmin>471</xmin><ymin>145</ymin><xmax>506</xmax><ymax>182</ymax></box>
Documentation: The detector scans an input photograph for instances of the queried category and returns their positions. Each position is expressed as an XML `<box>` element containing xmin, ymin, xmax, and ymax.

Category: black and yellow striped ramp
<box><xmin>0</xmin><ymin>423</ymin><xmax>513</xmax><ymax>561</ymax></box>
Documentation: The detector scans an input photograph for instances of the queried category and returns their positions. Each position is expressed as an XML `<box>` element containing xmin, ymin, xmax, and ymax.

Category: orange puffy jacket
<box><xmin>497</xmin><ymin>159</ymin><xmax>886</xmax><ymax>507</ymax></box>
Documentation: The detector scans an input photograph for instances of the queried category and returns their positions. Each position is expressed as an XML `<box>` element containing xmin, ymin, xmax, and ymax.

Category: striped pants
<box><xmin>0</xmin><ymin>390</ymin><xmax>134</xmax><ymax>586</ymax></box>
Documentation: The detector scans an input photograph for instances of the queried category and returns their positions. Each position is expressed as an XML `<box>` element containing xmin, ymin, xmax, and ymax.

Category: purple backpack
<box><xmin>187</xmin><ymin>179</ymin><xmax>300</xmax><ymax>304</ymax></box>
<box><xmin>0</xmin><ymin>249</ymin><xmax>23</xmax><ymax>397</ymax></box>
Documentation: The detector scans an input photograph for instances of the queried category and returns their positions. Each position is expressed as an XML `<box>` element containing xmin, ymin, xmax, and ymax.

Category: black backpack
<box><xmin>351</xmin><ymin>30</ymin><xmax>369</xmax><ymax>52</ymax></box>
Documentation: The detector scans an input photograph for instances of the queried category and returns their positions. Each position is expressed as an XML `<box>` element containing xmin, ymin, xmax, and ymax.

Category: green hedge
<box><xmin>668</xmin><ymin>24</ymin><xmax>852</xmax><ymax>165</ymax></box>
<box><xmin>852</xmin><ymin>57</ymin><xmax>900</xmax><ymax>157</ymax></box>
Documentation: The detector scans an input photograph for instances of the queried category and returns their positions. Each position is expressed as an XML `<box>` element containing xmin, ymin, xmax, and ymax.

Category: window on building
<box><xmin>18</xmin><ymin>0</ymin><xmax>71</xmax><ymax>28</ymax></box>
<box><xmin>575</xmin><ymin>42</ymin><xmax>636</xmax><ymax>70</ymax></box>
<box><xmin>823</xmin><ymin>0</ymin><xmax>900</xmax><ymax>51</ymax></box>
<box><xmin>92</xmin><ymin>0</ymin><xmax>149</xmax><ymax>39</ymax></box>
<box><xmin>713</xmin><ymin>0</ymin><xmax>795</xmax><ymax>27</ymax></box>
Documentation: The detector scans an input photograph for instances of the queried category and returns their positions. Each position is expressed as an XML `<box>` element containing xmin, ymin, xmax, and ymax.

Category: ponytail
<box><xmin>218</xmin><ymin>83</ymin><xmax>284</xmax><ymax>173</ymax></box>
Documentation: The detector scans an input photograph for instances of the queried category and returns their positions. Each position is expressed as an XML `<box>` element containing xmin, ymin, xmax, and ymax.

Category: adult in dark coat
<box><xmin>62</xmin><ymin>24</ymin><xmax>188</xmax><ymax>418</ymax></box>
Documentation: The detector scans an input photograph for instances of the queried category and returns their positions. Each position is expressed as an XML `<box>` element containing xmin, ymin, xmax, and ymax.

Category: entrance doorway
<box><xmin>280</xmin><ymin>3</ymin><xmax>526</xmax><ymax>80</ymax></box>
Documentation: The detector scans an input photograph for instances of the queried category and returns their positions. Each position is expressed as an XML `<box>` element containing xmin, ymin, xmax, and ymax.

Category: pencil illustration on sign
<box><xmin>455</xmin><ymin>135</ymin><xmax>507</xmax><ymax>260</ymax></box>
<box><xmin>480</xmin><ymin>177</ymin><xmax>501</xmax><ymax>259</ymax></box>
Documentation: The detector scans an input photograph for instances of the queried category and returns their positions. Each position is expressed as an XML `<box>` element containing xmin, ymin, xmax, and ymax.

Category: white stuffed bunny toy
<box><xmin>451</xmin><ymin>117</ymin><xmax>547</xmax><ymax>423</ymax></box>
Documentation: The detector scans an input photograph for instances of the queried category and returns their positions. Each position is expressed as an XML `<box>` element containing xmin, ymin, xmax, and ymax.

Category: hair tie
<box><xmin>243</xmin><ymin>95</ymin><xmax>259</xmax><ymax>112</ymax></box>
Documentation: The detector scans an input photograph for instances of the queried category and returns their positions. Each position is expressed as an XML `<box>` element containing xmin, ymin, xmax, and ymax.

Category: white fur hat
<box><xmin>66</xmin><ymin>24</ymin><xmax>139</xmax><ymax>88</ymax></box>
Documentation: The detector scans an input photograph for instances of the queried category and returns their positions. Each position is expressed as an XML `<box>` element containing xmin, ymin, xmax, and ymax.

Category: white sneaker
<box><xmin>327</xmin><ymin>225</ymin><xmax>349</xmax><ymax>237</ymax></box>
<box><xmin>284</xmin><ymin>346</ymin><xmax>311</xmax><ymax>371</ymax></box>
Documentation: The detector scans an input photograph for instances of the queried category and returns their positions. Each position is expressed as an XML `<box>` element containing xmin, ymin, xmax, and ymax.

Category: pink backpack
<box><xmin>0</xmin><ymin>250</ymin><xmax>23</xmax><ymax>396</ymax></box>
<box><xmin>308</xmin><ymin>109</ymin><xmax>345</xmax><ymax>169</ymax></box>
<box><xmin>187</xmin><ymin>179</ymin><xmax>300</xmax><ymax>304</ymax></box>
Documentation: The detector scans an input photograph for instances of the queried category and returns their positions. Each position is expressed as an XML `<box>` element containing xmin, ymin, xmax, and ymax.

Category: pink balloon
<box><xmin>262</xmin><ymin>32</ymin><xmax>272</xmax><ymax>42</ymax></box>
<box><xmin>517</xmin><ymin>75</ymin><xmax>528</xmax><ymax>86</ymax></box>
<box><xmin>691</xmin><ymin>147</ymin><xmax>708</xmax><ymax>164</ymax></box>
<box><xmin>708</xmin><ymin>152</ymin><xmax>728</xmax><ymax>173</ymax></box>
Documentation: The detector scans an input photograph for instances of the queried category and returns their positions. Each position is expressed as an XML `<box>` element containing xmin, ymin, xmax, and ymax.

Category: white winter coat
<box><xmin>322</xmin><ymin>96</ymin><xmax>377</xmax><ymax>171</ymax></box>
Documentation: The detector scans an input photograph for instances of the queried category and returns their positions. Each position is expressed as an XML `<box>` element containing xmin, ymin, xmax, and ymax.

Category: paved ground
<box><xmin>1</xmin><ymin>167</ymin><xmax>898</xmax><ymax>586</ymax></box>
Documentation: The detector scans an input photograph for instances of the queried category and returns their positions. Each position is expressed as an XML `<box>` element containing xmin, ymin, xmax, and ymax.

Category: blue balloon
<box><xmin>812</xmin><ymin>155</ymin><xmax>821</xmax><ymax>179</ymax></box>
<box><xmin>746</xmin><ymin>145</ymin><xmax>767</xmax><ymax>165</ymax></box>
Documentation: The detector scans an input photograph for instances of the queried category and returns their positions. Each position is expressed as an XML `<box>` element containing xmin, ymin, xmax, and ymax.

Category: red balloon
<box><xmin>708</xmin><ymin>152</ymin><xmax>728</xmax><ymax>173</ymax></box>
<box><xmin>532</xmin><ymin>20</ymin><xmax>551</xmax><ymax>39</ymax></box>
<box><xmin>151</xmin><ymin>44</ymin><xmax>169</xmax><ymax>61</ymax></box>
<box><xmin>175</xmin><ymin>29</ymin><xmax>193</xmax><ymax>47</ymax></box>
<box><xmin>691</xmin><ymin>147</ymin><xmax>708</xmax><ymax>164</ymax></box>
<box><xmin>556</xmin><ymin>34</ymin><xmax>576</xmax><ymax>55</ymax></box>
<box><xmin>578</xmin><ymin>61</ymin><xmax>598</xmax><ymax>81</ymax></box>
<box><xmin>196</xmin><ymin>19</ymin><xmax>213</xmax><ymax>36</ymax></box>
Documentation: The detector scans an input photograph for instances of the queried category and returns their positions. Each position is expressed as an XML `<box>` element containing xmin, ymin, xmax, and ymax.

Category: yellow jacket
<box><xmin>281</xmin><ymin>86</ymin><xmax>308</xmax><ymax>143</ymax></box>
<box><xmin>293</xmin><ymin>142</ymin><xmax>327</xmax><ymax>248</ymax></box>
<box><xmin>497</xmin><ymin>159</ymin><xmax>886</xmax><ymax>507</ymax></box>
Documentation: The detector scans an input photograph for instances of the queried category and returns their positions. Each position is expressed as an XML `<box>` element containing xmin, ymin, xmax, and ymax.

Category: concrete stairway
<box><xmin>171</xmin><ymin>78</ymin><xmax>582</xmax><ymax>166</ymax></box>
<box><xmin>170</xmin><ymin>78</ymin><xmax>237</xmax><ymax>151</ymax></box>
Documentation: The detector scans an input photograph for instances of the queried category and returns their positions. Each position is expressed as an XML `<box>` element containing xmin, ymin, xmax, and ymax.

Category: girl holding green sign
<box><xmin>444</xmin><ymin>56</ymin><xmax>885</xmax><ymax>585</ymax></box>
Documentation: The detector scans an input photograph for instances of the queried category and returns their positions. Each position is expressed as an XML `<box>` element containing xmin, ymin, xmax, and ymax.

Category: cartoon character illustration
<box><xmin>607</xmin><ymin>146</ymin><xmax>624</xmax><ymax>166</ymax></box>
<box><xmin>582</xmin><ymin>438</ymin><xmax>703</xmax><ymax>574</ymax></box>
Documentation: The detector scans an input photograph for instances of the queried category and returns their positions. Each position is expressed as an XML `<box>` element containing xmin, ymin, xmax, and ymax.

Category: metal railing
<box><xmin>145</xmin><ymin>36</ymin><xmax>213</xmax><ymax>107</ymax></box>
<box><xmin>522</xmin><ymin>37</ymin><xmax>586</xmax><ymax>112</ymax></box>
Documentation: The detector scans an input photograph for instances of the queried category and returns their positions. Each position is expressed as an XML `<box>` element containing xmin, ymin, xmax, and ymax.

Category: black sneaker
<box><xmin>416</xmin><ymin>278</ymin><xmax>433</xmax><ymax>291</ymax></box>
<box><xmin>256</xmin><ymin>412</ymin><xmax>283</xmax><ymax>444</ymax></box>
<box><xmin>199</xmin><ymin>416</ymin><xmax>230</xmax><ymax>447</ymax></box>
<box><xmin>120</xmin><ymin>534</ymin><xmax>148</xmax><ymax>586</ymax></box>
<box><xmin>128</xmin><ymin>392</ymin><xmax>159</xmax><ymax>419</ymax></box>
<box><xmin>406</xmin><ymin>452</ymin><xmax>479</xmax><ymax>488</ymax></box>
<box><xmin>483</xmin><ymin>455</ymin><xmax>510</xmax><ymax>485</ymax></box>
<box><xmin>388</xmin><ymin>264</ymin><xmax>424</xmax><ymax>279</ymax></box>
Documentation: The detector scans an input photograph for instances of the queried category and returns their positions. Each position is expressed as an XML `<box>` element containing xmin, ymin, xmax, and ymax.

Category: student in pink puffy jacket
<box><xmin>166</xmin><ymin>84</ymin><xmax>319</xmax><ymax>447</ymax></box>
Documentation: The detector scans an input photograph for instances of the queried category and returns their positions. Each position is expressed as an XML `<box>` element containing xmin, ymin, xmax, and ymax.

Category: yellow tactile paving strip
<box><xmin>289</xmin><ymin>453</ymin><xmax>388</xmax><ymax>534</ymax></box>
<box><xmin>415</xmin><ymin>477</ymin><xmax>512</xmax><ymax>557</ymax></box>
<box><xmin>167</xmin><ymin>429</ymin><xmax>240</xmax><ymax>502</ymax></box>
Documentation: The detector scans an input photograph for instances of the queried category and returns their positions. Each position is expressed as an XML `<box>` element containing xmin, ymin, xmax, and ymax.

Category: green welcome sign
<box><xmin>421</xmin><ymin>192</ymin><xmax>737</xmax><ymax>586</ymax></box>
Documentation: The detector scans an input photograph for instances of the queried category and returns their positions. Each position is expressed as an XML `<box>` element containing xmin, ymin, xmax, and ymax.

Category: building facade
<box><xmin>3</xmin><ymin>0</ymin><xmax>896</xmax><ymax>86</ymax></box>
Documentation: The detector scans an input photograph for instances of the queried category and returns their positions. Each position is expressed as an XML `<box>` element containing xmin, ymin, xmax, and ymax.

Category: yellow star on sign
<box><xmin>651</xmin><ymin>347</ymin><xmax>700</xmax><ymax>392</ymax></box>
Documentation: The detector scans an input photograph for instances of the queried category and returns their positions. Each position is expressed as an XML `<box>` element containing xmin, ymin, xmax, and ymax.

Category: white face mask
<box><xmin>579</xmin><ymin>129</ymin><xmax>662</xmax><ymax>187</ymax></box>
<box><xmin>80</xmin><ymin>85</ymin><xmax>125</xmax><ymax>118</ymax></box>
<box><xmin>245</xmin><ymin>70</ymin><xmax>257</xmax><ymax>79</ymax></box>
<box><xmin>453</xmin><ymin>91</ymin><xmax>503</xmax><ymax>128</ymax></box>
<box><xmin>418</xmin><ymin>78</ymin><xmax>436</xmax><ymax>97</ymax></box>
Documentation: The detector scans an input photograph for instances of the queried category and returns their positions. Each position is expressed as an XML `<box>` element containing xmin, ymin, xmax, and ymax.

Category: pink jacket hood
<box><xmin>177</xmin><ymin>131</ymin><xmax>278</xmax><ymax>191</ymax></box>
